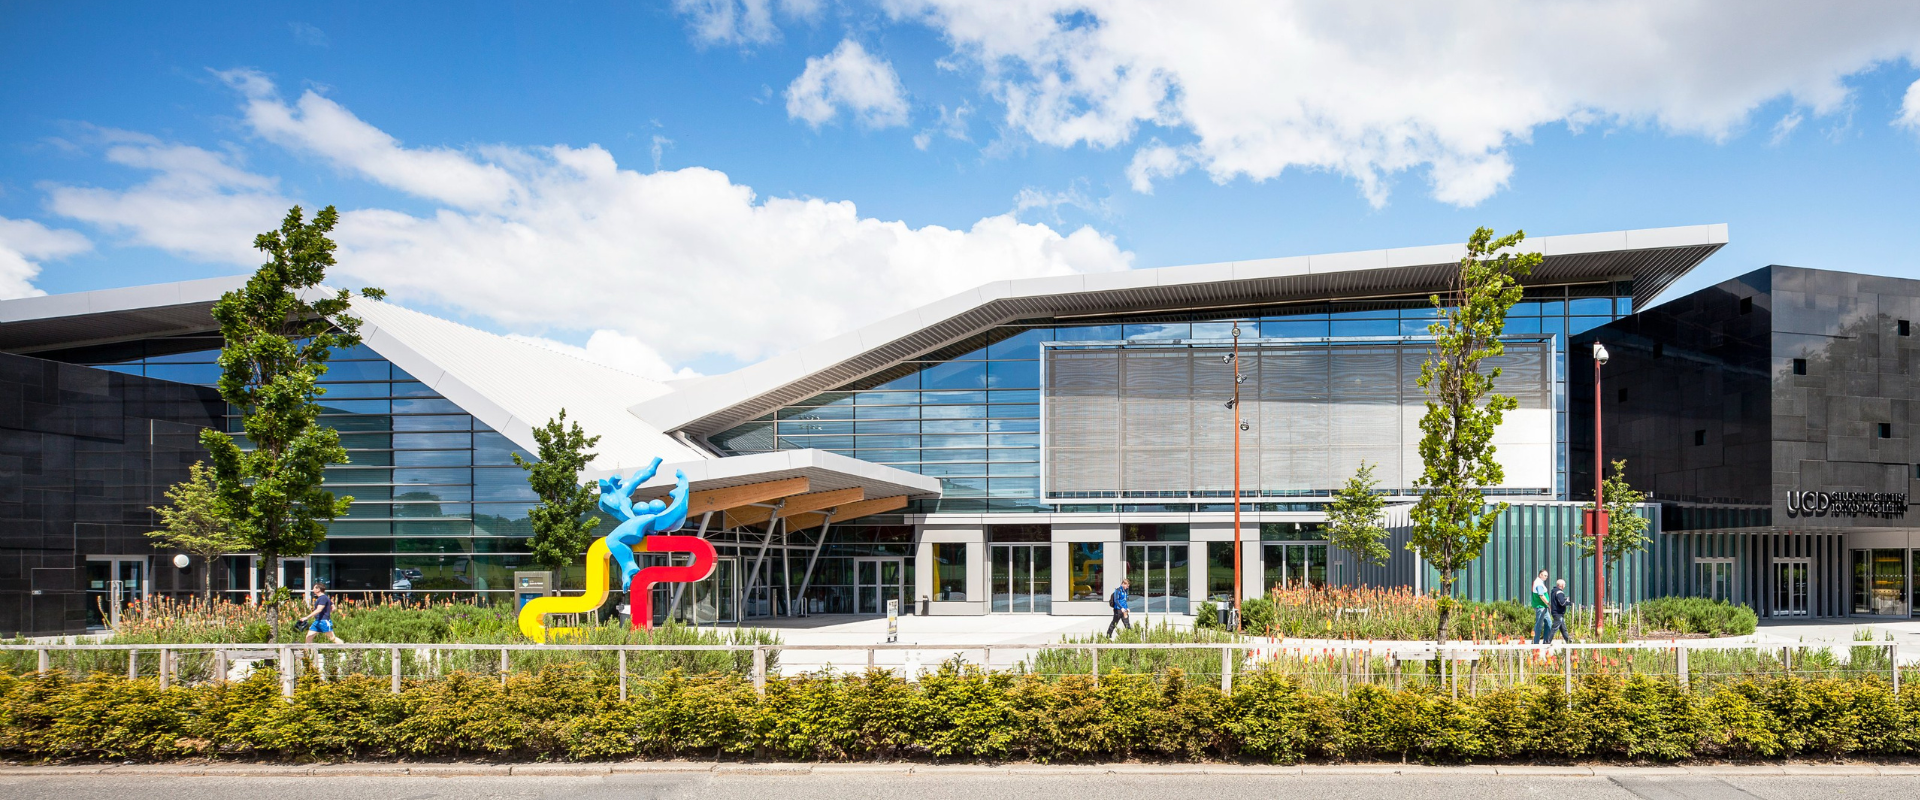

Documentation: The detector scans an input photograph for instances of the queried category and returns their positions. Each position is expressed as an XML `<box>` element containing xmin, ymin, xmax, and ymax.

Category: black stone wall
<box><xmin>1573</xmin><ymin>265</ymin><xmax>1920</xmax><ymax>531</ymax></box>
<box><xmin>0</xmin><ymin>352</ymin><xmax>222</xmax><ymax>636</ymax></box>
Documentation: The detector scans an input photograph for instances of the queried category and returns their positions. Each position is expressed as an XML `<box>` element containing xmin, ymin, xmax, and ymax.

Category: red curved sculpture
<box><xmin>627</xmin><ymin>535</ymin><xmax>719</xmax><ymax>630</ymax></box>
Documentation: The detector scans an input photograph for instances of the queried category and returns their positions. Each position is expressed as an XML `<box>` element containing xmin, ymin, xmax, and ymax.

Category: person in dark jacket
<box><xmin>1548</xmin><ymin>578</ymin><xmax>1574</xmax><ymax>644</ymax></box>
<box><xmin>1107</xmin><ymin>579</ymin><xmax>1132</xmax><ymax>636</ymax></box>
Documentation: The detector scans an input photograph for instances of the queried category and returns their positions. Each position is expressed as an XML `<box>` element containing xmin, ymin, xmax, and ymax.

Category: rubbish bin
<box><xmin>1218</xmin><ymin>605</ymin><xmax>1239</xmax><ymax>630</ymax></box>
<box><xmin>918</xmin><ymin>595</ymin><xmax>930</xmax><ymax>616</ymax></box>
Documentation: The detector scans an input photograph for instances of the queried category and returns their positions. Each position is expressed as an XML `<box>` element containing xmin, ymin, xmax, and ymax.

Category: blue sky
<box><xmin>3</xmin><ymin>1</ymin><xmax>1919</xmax><ymax>378</ymax></box>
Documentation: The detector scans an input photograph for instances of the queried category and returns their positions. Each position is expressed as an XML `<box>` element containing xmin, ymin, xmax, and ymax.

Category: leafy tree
<box><xmin>200</xmin><ymin>205</ymin><xmax>383</xmax><ymax>641</ymax></box>
<box><xmin>1409</xmin><ymin>227</ymin><xmax>1540</xmax><ymax>644</ymax></box>
<box><xmin>146</xmin><ymin>461</ymin><xmax>250</xmax><ymax>601</ymax></box>
<box><xmin>1569</xmin><ymin>458</ymin><xmax>1652</xmax><ymax>607</ymax></box>
<box><xmin>1327</xmin><ymin>461</ymin><xmax>1391</xmax><ymax>572</ymax></box>
<box><xmin>513</xmin><ymin>409</ymin><xmax>603</xmax><ymax>585</ymax></box>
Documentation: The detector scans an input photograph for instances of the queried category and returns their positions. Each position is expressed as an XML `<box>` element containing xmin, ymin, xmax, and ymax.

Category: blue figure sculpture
<box><xmin>596</xmin><ymin>456</ymin><xmax>692</xmax><ymax>589</ymax></box>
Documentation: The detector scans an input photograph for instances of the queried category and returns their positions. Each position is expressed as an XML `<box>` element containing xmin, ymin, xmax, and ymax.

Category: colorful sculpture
<box><xmin>516</xmin><ymin>457</ymin><xmax>719</xmax><ymax>642</ymax></box>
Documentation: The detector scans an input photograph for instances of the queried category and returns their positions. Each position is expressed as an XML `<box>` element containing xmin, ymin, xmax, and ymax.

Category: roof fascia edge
<box><xmin>356</xmin><ymin>319</ymin><xmax>537</xmax><ymax>457</ymax></box>
<box><xmin>633</xmin><ymin>224</ymin><xmax>1727</xmax><ymax>433</ymax></box>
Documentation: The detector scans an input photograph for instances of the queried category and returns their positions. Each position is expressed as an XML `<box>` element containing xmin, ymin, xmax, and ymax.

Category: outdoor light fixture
<box><xmin>1239</xmin><ymin>421</ymin><xmax>1250</xmax><ymax>431</ymax></box>
<box><xmin>1221</xmin><ymin>353</ymin><xmax>1235</xmax><ymax>363</ymax></box>
<box><xmin>172</xmin><ymin>554</ymin><xmax>190</xmax><ymax>570</ymax></box>
<box><xmin>1591</xmin><ymin>340</ymin><xmax>1611</xmax><ymax>631</ymax></box>
<box><xmin>1593</xmin><ymin>342</ymin><xmax>1610</xmax><ymax>365</ymax></box>
<box><xmin>1224</xmin><ymin>398</ymin><xmax>1237</xmax><ymax>409</ymax></box>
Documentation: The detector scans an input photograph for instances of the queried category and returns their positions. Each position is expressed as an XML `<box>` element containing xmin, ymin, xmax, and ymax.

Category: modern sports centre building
<box><xmin>6</xmin><ymin>222</ymin><xmax>1917</xmax><ymax>636</ymax></box>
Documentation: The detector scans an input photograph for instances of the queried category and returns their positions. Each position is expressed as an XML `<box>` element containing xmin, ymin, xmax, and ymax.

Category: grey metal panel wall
<box><xmin>1045</xmin><ymin>341</ymin><xmax>1552</xmax><ymax>498</ymax></box>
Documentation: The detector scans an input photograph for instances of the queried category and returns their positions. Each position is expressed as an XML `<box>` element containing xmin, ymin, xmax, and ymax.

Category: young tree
<box><xmin>146</xmin><ymin>461</ymin><xmax>249</xmax><ymax>601</ymax></box>
<box><xmin>513</xmin><ymin>409</ymin><xmax>603</xmax><ymax>586</ymax></box>
<box><xmin>1568</xmin><ymin>459</ymin><xmax>1652</xmax><ymax>607</ymax></box>
<box><xmin>1409</xmin><ymin>227</ymin><xmax>1540</xmax><ymax>644</ymax></box>
<box><xmin>201</xmin><ymin>205</ymin><xmax>384</xmax><ymax>641</ymax></box>
<box><xmin>1327</xmin><ymin>461</ymin><xmax>1390</xmax><ymax>572</ymax></box>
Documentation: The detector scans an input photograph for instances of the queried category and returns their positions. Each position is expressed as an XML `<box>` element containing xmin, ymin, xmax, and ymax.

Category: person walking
<box><xmin>301</xmin><ymin>582</ymin><xmax>345</xmax><ymax>644</ymax></box>
<box><xmin>1530</xmin><ymin>568</ymin><xmax>1551</xmax><ymax>644</ymax></box>
<box><xmin>1107</xmin><ymin>579</ymin><xmax>1132</xmax><ymax>636</ymax></box>
<box><xmin>1549</xmin><ymin>579</ymin><xmax>1575</xmax><ymax>644</ymax></box>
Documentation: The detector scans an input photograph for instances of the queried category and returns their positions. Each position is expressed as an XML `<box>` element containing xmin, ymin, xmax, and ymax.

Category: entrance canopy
<box><xmin>589</xmin><ymin>448</ymin><xmax>941</xmax><ymax>532</ymax></box>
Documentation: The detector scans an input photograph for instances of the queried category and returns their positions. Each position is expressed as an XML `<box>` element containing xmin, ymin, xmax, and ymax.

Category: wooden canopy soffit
<box><xmin>782</xmin><ymin>495</ymin><xmax>910</xmax><ymax>532</ymax></box>
<box><xmin>723</xmin><ymin>487</ymin><xmax>866</xmax><ymax>528</ymax></box>
<box><xmin>684</xmin><ymin>477</ymin><xmax>810</xmax><ymax>516</ymax></box>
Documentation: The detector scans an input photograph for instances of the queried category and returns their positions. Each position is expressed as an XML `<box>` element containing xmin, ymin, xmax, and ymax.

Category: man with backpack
<box><xmin>1106</xmin><ymin>578</ymin><xmax>1132</xmax><ymax>636</ymax></box>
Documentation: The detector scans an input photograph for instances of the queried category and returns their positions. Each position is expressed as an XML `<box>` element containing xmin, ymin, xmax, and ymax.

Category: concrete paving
<box><xmin>5</xmin><ymin>763</ymin><xmax>1920</xmax><ymax>800</ymax></box>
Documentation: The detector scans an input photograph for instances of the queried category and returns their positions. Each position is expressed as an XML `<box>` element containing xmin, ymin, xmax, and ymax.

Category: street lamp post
<box><xmin>1590</xmin><ymin>342</ymin><xmax>1611</xmax><ymax>632</ymax></box>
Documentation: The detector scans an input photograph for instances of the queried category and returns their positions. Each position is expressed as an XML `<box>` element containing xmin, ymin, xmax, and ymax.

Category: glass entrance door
<box><xmin>1773</xmin><ymin>559</ymin><xmax>1810</xmax><ymax>617</ymax></box>
<box><xmin>1123</xmin><ymin>544</ymin><xmax>1190</xmax><ymax>614</ymax></box>
<box><xmin>855</xmin><ymin>558</ymin><xmax>905</xmax><ymax>615</ymax></box>
<box><xmin>990</xmin><ymin>544</ymin><xmax>1052</xmax><ymax>613</ymax></box>
<box><xmin>1262</xmin><ymin>543</ymin><xmax>1328</xmax><ymax>592</ymax></box>
<box><xmin>85</xmin><ymin>558</ymin><xmax>145</xmax><ymax>629</ymax></box>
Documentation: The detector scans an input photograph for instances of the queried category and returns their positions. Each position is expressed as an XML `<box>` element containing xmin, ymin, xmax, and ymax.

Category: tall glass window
<box><xmin>1068</xmin><ymin>542</ymin><xmax>1104</xmax><ymax>601</ymax></box>
<box><xmin>1206</xmin><ymin>541</ymin><xmax>1236</xmax><ymax>601</ymax></box>
<box><xmin>932</xmin><ymin>543</ymin><xmax>968</xmax><ymax>601</ymax></box>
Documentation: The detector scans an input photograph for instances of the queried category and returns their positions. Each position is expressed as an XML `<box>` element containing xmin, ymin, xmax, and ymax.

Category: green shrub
<box><xmin>9</xmin><ymin>667</ymin><xmax>1920</xmax><ymax>763</ymax></box>
<box><xmin>1634</xmin><ymin>597</ymin><xmax>1758</xmax><ymax>636</ymax></box>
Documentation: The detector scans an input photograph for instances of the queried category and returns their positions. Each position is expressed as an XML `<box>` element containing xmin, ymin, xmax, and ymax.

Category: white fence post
<box><xmin>279</xmin><ymin>646</ymin><xmax>294</xmax><ymax>700</ymax></box>
<box><xmin>128</xmin><ymin>648</ymin><xmax>138</xmax><ymax>680</ymax></box>
<box><xmin>1677</xmin><ymin>647</ymin><xmax>1689</xmax><ymax>691</ymax></box>
<box><xmin>36</xmin><ymin>649</ymin><xmax>48</xmax><ymax>674</ymax></box>
<box><xmin>390</xmin><ymin>647</ymin><xmax>401</xmax><ymax>693</ymax></box>
<box><xmin>752</xmin><ymin>647</ymin><xmax>767</xmax><ymax>695</ymax></box>
<box><xmin>1220</xmin><ymin>646</ymin><xmax>1233</xmax><ymax>693</ymax></box>
<box><xmin>619</xmin><ymin>650</ymin><xmax>629</xmax><ymax>702</ymax></box>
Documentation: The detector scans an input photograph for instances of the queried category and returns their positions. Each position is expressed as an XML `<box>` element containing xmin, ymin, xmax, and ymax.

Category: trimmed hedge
<box><xmin>6</xmin><ymin>666</ymin><xmax>1920</xmax><ymax>764</ymax></box>
<box><xmin>1635</xmin><ymin>597</ymin><xmax>1759</xmax><ymax>637</ymax></box>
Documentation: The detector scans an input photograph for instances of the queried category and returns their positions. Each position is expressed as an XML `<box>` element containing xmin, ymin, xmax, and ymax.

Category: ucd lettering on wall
<box><xmin>1784</xmin><ymin>489</ymin><xmax>1910</xmax><ymax>518</ymax></box>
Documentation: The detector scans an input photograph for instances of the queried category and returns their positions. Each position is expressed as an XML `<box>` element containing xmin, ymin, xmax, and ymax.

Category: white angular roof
<box><xmin>349</xmin><ymin>299</ymin><xmax>710</xmax><ymax>470</ymax></box>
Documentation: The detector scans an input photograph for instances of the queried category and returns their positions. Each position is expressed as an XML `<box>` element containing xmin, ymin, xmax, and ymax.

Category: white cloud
<box><xmin>673</xmin><ymin>0</ymin><xmax>821</xmax><ymax>46</ymax></box>
<box><xmin>288</xmin><ymin>22</ymin><xmax>329</xmax><ymax>47</ymax></box>
<box><xmin>0</xmin><ymin>216</ymin><xmax>91</xmax><ymax>299</ymax></box>
<box><xmin>650</xmin><ymin>135</ymin><xmax>674</xmax><ymax>170</ymax></box>
<box><xmin>45</xmin><ymin>132</ymin><xmax>290</xmax><ymax>264</ymax></box>
<box><xmin>1771</xmin><ymin>111</ymin><xmax>1806</xmax><ymax>145</ymax></box>
<box><xmin>508</xmin><ymin>330</ymin><xmax>702</xmax><ymax>383</ymax></box>
<box><xmin>885</xmin><ymin>0</ymin><xmax>1920</xmax><ymax>206</ymax></box>
<box><xmin>1899</xmin><ymin>78</ymin><xmax>1920</xmax><ymax>132</ymax></box>
<box><xmin>218</xmin><ymin>69</ymin><xmax>519</xmax><ymax>210</ymax></box>
<box><xmin>786</xmin><ymin>40</ymin><xmax>911</xmax><ymax>129</ymax></box>
<box><xmin>49</xmin><ymin>75</ymin><xmax>1130</xmax><ymax>368</ymax></box>
<box><xmin>914</xmin><ymin>101</ymin><xmax>973</xmax><ymax>149</ymax></box>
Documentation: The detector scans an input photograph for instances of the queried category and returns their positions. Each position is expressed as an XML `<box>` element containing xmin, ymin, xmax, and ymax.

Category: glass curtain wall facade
<box><xmin>709</xmin><ymin>284</ymin><xmax>1634</xmax><ymax>510</ymax></box>
<box><xmin>62</xmin><ymin>334</ymin><xmax>542</xmax><ymax>601</ymax></box>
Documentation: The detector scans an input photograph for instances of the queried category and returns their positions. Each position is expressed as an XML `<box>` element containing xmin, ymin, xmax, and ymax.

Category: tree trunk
<box><xmin>1435</xmin><ymin>575</ymin><xmax>1452</xmax><ymax>646</ymax></box>
<box><xmin>202</xmin><ymin>557</ymin><xmax>213</xmax><ymax>603</ymax></box>
<box><xmin>262</xmin><ymin>553</ymin><xmax>281</xmax><ymax>644</ymax></box>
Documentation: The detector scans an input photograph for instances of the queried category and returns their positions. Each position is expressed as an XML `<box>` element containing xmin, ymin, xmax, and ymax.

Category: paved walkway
<box><xmin>6</xmin><ymin>762</ymin><xmax>1920</xmax><ymax>800</ymax></box>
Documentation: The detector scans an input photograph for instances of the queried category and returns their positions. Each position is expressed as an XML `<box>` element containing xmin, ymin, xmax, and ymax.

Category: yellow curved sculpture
<box><xmin>518</xmin><ymin>539</ymin><xmax>613</xmax><ymax>643</ymax></box>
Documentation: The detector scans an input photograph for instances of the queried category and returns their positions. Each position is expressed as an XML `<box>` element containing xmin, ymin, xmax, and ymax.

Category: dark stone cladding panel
<box><xmin>0</xmin><ymin>351</ymin><xmax>222</xmax><ymax>636</ymax></box>
<box><xmin>1573</xmin><ymin>265</ymin><xmax>1920</xmax><ymax>531</ymax></box>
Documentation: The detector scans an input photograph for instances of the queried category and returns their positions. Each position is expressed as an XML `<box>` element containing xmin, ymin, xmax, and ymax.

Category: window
<box><xmin>1901</xmin><ymin>320</ymin><xmax>1911</xmax><ymax>336</ymax></box>
<box><xmin>1739</xmin><ymin>296</ymin><xmax>1753</xmax><ymax>314</ymax></box>
<box><xmin>1207</xmin><ymin>542</ymin><xmax>1237</xmax><ymax>601</ymax></box>
<box><xmin>1913</xmin><ymin>464</ymin><xmax>1920</xmax><ymax>480</ymax></box>
<box><xmin>1068</xmin><ymin>543</ymin><xmax>1104</xmax><ymax>601</ymax></box>
<box><xmin>1122</xmin><ymin>523</ymin><xmax>1190</xmax><ymax>541</ymax></box>
<box><xmin>932</xmin><ymin>543</ymin><xmax>967</xmax><ymax>602</ymax></box>
<box><xmin>986</xmin><ymin>524</ymin><xmax>1050</xmax><ymax>542</ymax></box>
<box><xmin>1617</xmin><ymin>387</ymin><xmax>1629</xmax><ymax>403</ymax></box>
<box><xmin>1792</xmin><ymin>358</ymin><xmax>1807</xmax><ymax>375</ymax></box>
<box><xmin>1694</xmin><ymin>429</ymin><xmax>1706</xmax><ymax>446</ymax></box>
<box><xmin>1880</xmin><ymin>423</ymin><xmax>1893</xmax><ymax>439</ymax></box>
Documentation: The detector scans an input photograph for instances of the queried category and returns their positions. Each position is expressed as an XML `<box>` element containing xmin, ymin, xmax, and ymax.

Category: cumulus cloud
<box><xmin>0</xmin><ymin>216</ymin><xmax>91</xmax><ymax>299</ymax></box>
<box><xmin>507</xmin><ymin>330</ymin><xmax>702</xmax><ymax>383</ymax></box>
<box><xmin>884</xmin><ymin>0</ymin><xmax>1920</xmax><ymax>206</ymax></box>
<box><xmin>219</xmin><ymin>69</ymin><xmax>519</xmax><ymax>210</ymax></box>
<box><xmin>674</xmin><ymin>0</ymin><xmax>821</xmax><ymax>46</ymax></box>
<box><xmin>786</xmin><ymin>40</ymin><xmax>911</xmax><ymax>129</ymax></box>
<box><xmin>914</xmin><ymin>101</ymin><xmax>973</xmax><ymax>149</ymax></box>
<box><xmin>46</xmin><ymin>131</ymin><xmax>290</xmax><ymax>264</ymax></box>
<box><xmin>1899</xmin><ymin>78</ymin><xmax>1920</xmax><ymax>132</ymax></box>
<box><xmin>48</xmin><ymin>75</ymin><xmax>1130</xmax><ymax>368</ymax></box>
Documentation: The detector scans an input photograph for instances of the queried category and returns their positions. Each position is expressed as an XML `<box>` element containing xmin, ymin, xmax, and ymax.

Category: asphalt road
<box><xmin>2</xmin><ymin>769</ymin><xmax>1917</xmax><ymax>800</ymax></box>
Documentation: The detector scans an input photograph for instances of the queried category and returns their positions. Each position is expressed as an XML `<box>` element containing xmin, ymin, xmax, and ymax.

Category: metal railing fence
<box><xmin>0</xmin><ymin>640</ymin><xmax>1906</xmax><ymax>700</ymax></box>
